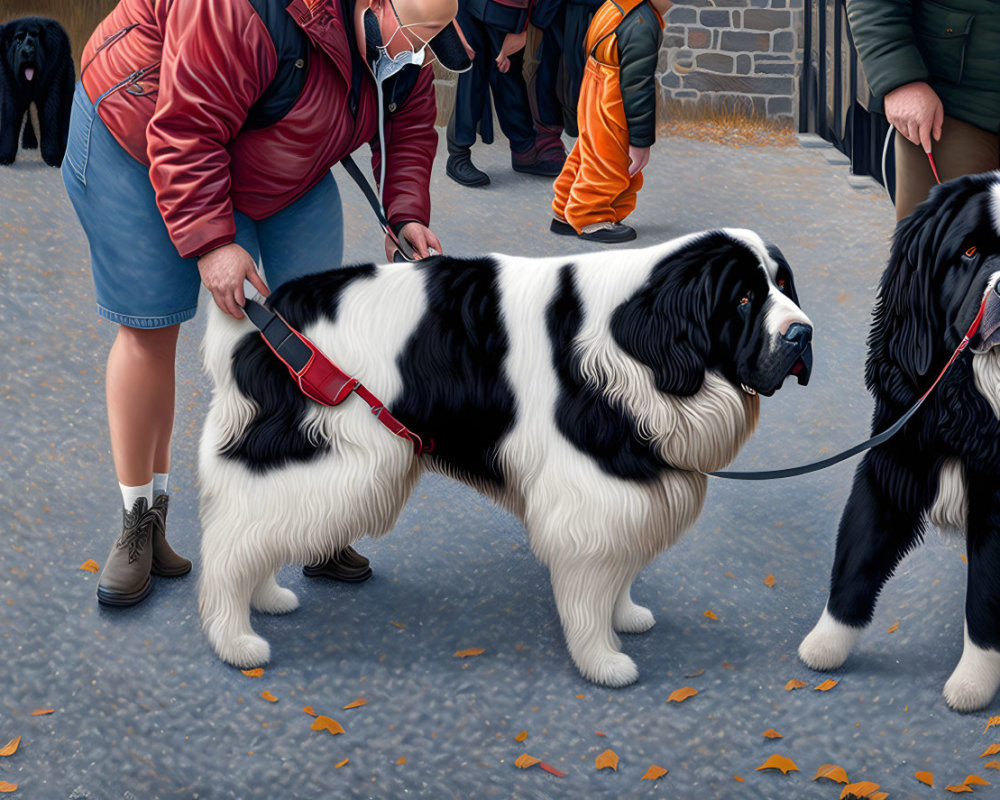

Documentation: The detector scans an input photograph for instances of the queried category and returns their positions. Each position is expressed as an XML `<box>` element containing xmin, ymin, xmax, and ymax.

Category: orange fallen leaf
<box><xmin>539</xmin><ymin>761</ymin><xmax>566</xmax><ymax>777</ymax></box>
<box><xmin>964</xmin><ymin>774</ymin><xmax>990</xmax><ymax>786</ymax></box>
<box><xmin>396</xmin><ymin>756</ymin><xmax>406</xmax><ymax>765</ymax></box>
<box><xmin>302</xmin><ymin>705</ymin><xmax>317</xmax><ymax>716</ymax></box>
<box><xmin>915</xmin><ymin>770</ymin><xmax>934</xmax><ymax>787</ymax></box>
<box><xmin>515</xmin><ymin>753</ymin><xmax>540</xmax><ymax>769</ymax></box>
<box><xmin>945</xmin><ymin>785</ymin><xmax>973</xmax><ymax>793</ymax></box>
<box><xmin>785</xmin><ymin>679</ymin><xmax>808</xmax><ymax>691</ymax></box>
<box><xmin>763</xmin><ymin>729</ymin><xmax>781</xmax><ymax>739</ymax></box>
<box><xmin>259</xmin><ymin>691</ymin><xmax>277</xmax><ymax>703</ymax></box>
<box><xmin>984</xmin><ymin>761</ymin><xmax>1000</xmax><ymax>770</ymax></box>
<box><xmin>514</xmin><ymin>730</ymin><xmax>527</xmax><ymax>742</ymax></box>
<box><xmin>887</xmin><ymin>622</ymin><xmax>899</xmax><ymax>633</ymax></box>
<box><xmin>756</xmin><ymin>754</ymin><xmax>798</xmax><ymax>774</ymax></box>
<box><xmin>684</xmin><ymin>668</ymin><xmax>705</xmax><ymax>678</ymax></box>
<box><xmin>30</xmin><ymin>709</ymin><xmax>54</xmax><ymax>716</ymax></box>
<box><xmin>390</xmin><ymin>620</ymin><xmax>406</xmax><ymax>629</ymax></box>
<box><xmin>241</xmin><ymin>668</ymin><xmax>263</xmax><ymax>678</ymax></box>
<box><xmin>734</xmin><ymin>775</ymin><xmax>745</xmax><ymax>782</ymax></box>
<box><xmin>986</xmin><ymin>716</ymin><xmax>1000</xmax><ymax>732</ymax></box>
<box><xmin>342</xmin><ymin>698</ymin><xmax>367</xmax><ymax>710</ymax></box>
<box><xmin>79</xmin><ymin>559</ymin><xmax>99</xmax><ymax>573</ymax></box>
<box><xmin>982</xmin><ymin>744</ymin><xmax>1000</xmax><ymax>757</ymax></box>
<box><xmin>870</xmin><ymin>793</ymin><xmax>889</xmax><ymax>800</ymax></box>
<box><xmin>595</xmin><ymin>749</ymin><xmax>619</xmax><ymax>771</ymax></box>
<box><xmin>335</xmin><ymin>758</ymin><xmax>349</xmax><ymax>768</ymax></box>
<box><xmin>813</xmin><ymin>764</ymin><xmax>849</xmax><ymax>784</ymax></box>
<box><xmin>595</xmin><ymin>732</ymin><xmax>606</xmax><ymax>737</ymax></box>
<box><xmin>722</xmin><ymin>661</ymin><xmax>735</xmax><ymax>669</ymax></box>
<box><xmin>668</xmin><ymin>687</ymin><xmax>698</xmax><ymax>703</ymax></box>
<box><xmin>0</xmin><ymin>781</ymin><xmax>16</xmax><ymax>793</ymax></box>
<box><xmin>815</xmin><ymin>679</ymin><xmax>839</xmax><ymax>691</ymax></box>
<box><xmin>840</xmin><ymin>781</ymin><xmax>880</xmax><ymax>798</ymax></box>
<box><xmin>704</xmin><ymin>610</ymin><xmax>718</xmax><ymax>620</ymax></box>
<box><xmin>310</xmin><ymin>716</ymin><xmax>345</xmax><ymax>735</ymax></box>
<box><xmin>642</xmin><ymin>765</ymin><xmax>668</xmax><ymax>780</ymax></box>
<box><xmin>454</xmin><ymin>648</ymin><xmax>485</xmax><ymax>658</ymax></box>
<box><xmin>764</xmin><ymin>573</ymin><xmax>776</xmax><ymax>587</ymax></box>
<box><xmin>0</xmin><ymin>737</ymin><xmax>19</xmax><ymax>757</ymax></box>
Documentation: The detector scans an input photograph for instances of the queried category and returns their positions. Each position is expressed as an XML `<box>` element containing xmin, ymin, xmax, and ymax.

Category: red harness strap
<box><xmin>245</xmin><ymin>298</ymin><xmax>432</xmax><ymax>455</ymax></box>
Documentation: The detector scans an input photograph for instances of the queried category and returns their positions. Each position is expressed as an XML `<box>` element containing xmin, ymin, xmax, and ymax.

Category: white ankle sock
<box><xmin>120</xmin><ymin>481</ymin><xmax>153</xmax><ymax>511</ymax></box>
<box><xmin>152</xmin><ymin>472</ymin><xmax>169</xmax><ymax>497</ymax></box>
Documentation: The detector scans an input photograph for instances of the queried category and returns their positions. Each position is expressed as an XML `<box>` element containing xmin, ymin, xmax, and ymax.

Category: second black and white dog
<box><xmin>800</xmin><ymin>172</ymin><xmax>1000</xmax><ymax>711</ymax></box>
<box><xmin>198</xmin><ymin>230</ymin><xmax>813</xmax><ymax>686</ymax></box>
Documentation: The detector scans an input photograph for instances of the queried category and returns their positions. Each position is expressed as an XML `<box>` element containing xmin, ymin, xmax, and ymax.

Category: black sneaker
<box><xmin>578</xmin><ymin>221</ymin><xmax>637</xmax><ymax>243</ymax></box>
<box><xmin>550</xmin><ymin>217</ymin><xmax>576</xmax><ymax>236</ymax></box>
<box><xmin>446</xmin><ymin>152</ymin><xmax>490</xmax><ymax>187</ymax></box>
<box><xmin>302</xmin><ymin>546</ymin><xmax>373</xmax><ymax>583</ymax></box>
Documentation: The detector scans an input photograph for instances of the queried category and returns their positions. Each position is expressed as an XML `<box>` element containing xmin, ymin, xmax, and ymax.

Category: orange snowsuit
<box><xmin>552</xmin><ymin>0</ymin><xmax>664</xmax><ymax>232</ymax></box>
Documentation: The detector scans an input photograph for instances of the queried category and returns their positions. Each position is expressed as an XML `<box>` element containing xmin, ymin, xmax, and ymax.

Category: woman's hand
<box><xmin>884</xmin><ymin>81</ymin><xmax>943</xmax><ymax>153</ymax></box>
<box><xmin>385</xmin><ymin>222</ymin><xmax>443</xmax><ymax>261</ymax></box>
<box><xmin>197</xmin><ymin>242</ymin><xmax>269</xmax><ymax>319</ymax></box>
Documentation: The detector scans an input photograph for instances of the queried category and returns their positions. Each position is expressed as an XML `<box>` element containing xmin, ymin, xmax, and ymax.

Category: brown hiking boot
<box><xmin>97</xmin><ymin>497</ymin><xmax>155</xmax><ymax>607</ymax></box>
<box><xmin>302</xmin><ymin>546</ymin><xmax>373</xmax><ymax>583</ymax></box>
<box><xmin>150</xmin><ymin>494</ymin><xmax>192</xmax><ymax>577</ymax></box>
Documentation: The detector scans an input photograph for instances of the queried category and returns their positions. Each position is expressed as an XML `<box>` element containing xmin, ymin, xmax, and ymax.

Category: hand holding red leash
<box><xmin>198</xmin><ymin>242</ymin><xmax>270</xmax><ymax>320</ymax></box>
<box><xmin>884</xmin><ymin>81</ymin><xmax>944</xmax><ymax>155</ymax></box>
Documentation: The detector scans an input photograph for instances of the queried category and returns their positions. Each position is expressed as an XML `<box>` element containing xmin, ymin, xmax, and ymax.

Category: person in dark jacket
<box><xmin>62</xmin><ymin>0</ymin><xmax>467</xmax><ymax>607</ymax></box>
<box><xmin>526</xmin><ymin>0</ymin><xmax>570</xmax><ymax>167</ymax></box>
<box><xmin>846</xmin><ymin>0</ymin><xmax>1000</xmax><ymax>221</ymax></box>
<box><xmin>445</xmin><ymin>0</ymin><xmax>564</xmax><ymax>186</ymax></box>
<box><xmin>550</xmin><ymin>0</ymin><xmax>666</xmax><ymax>242</ymax></box>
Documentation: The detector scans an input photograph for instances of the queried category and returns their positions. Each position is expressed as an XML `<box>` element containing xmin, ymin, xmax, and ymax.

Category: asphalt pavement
<box><xmin>1</xmin><ymin>126</ymin><xmax>997</xmax><ymax>799</ymax></box>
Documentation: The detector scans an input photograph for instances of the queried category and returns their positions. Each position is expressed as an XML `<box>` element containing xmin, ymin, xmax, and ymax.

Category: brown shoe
<box><xmin>149</xmin><ymin>494</ymin><xmax>192</xmax><ymax>577</ymax></box>
<box><xmin>97</xmin><ymin>497</ymin><xmax>155</xmax><ymax>607</ymax></box>
<box><xmin>302</xmin><ymin>546</ymin><xmax>373</xmax><ymax>583</ymax></box>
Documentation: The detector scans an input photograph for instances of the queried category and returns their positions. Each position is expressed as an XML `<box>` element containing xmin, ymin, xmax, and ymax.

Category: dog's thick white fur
<box><xmin>198</xmin><ymin>230</ymin><xmax>812</xmax><ymax>685</ymax></box>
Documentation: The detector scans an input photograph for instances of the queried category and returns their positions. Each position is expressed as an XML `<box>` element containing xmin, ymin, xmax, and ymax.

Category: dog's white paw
<box><xmin>580</xmin><ymin>652</ymin><xmax>640</xmax><ymax>688</ymax></box>
<box><xmin>614</xmin><ymin>602</ymin><xmax>655</xmax><ymax>634</ymax></box>
<box><xmin>798</xmin><ymin>607</ymin><xmax>861</xmax><ymax>671</ymax></box>
<box><xmin>251</xmin><ymin>584</ymin><xmax>299</xmax><ymax>615</ymax></box>
<box><xmin>216</xmin><ymin>633</ymin><xmax>271</xmax><ymax>668</ymax></box>
<box><xmin>943</xmin><ymin>629</ymin><xmax>1000</xmax><ymax>712</ymax></box>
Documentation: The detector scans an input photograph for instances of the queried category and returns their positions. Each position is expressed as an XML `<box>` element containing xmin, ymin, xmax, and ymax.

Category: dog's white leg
<box><xmin>944</xmin><ymin>622</ymin><xmax>1000</xmax><ymax>712</ymax></box>
<box><xmin>251</xmin><ymin>572</ymin><xmax>299</xmax><ymax>615</ymax></box>
<box><xmin>612</xmin><ymin>568</ymin><xmax>655</xmax><ymax>634</ymax></box>
<box><xmin>548</xmin><ymin>555</ymin><xmax>639</xmax><ymax>687</ymax></box>
<box><xmin>798</xmin><ymin>603</ymin><xmax>863</xmax><ymax>670</ymax></box>
<box><xmin>198</xmin><ymin>517</ymin><xmax>271</xmax><ymax>668</ymax></box>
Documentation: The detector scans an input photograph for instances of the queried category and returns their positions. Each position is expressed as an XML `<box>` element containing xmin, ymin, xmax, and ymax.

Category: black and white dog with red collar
<box><xmin>800</xmin><ymin>172</ymin><xmax>1000</xmax><ymax>711</ymax></box>
<box><xmin>198</xmin><ymin>229</ymin><xmax>813</xmax><ymax>685</ymax></box>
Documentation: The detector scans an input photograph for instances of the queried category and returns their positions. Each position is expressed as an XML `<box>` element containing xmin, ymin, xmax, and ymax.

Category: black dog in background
<box><xmin>0</xmin><ymin>17</ymin><xmax>74</xmax><ymax>167</ymax></box>
<box><xmin>799</xmin><ymin>172</ymin><xmax>1000</xmax><ymax>712</ymax></box>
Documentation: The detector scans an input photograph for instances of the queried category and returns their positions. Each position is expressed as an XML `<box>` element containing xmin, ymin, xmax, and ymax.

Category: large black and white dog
<box><xmin>800</xmin><ymin>172</ymin><xmax>1000</xmax><ymax>711</ymax></box>
<box><xmin>0</xmin><ymin>17</ymin><xmax>74</xmax><ymax>167</ymax></box>
<box><xmin>199</xmin><ymin>231</ymin><xmax>813</xmax><ymax>686</ymax></box>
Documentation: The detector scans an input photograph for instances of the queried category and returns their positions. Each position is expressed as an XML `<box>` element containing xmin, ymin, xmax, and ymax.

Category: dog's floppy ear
<box><xmin>882</xmin><ymin>177</ymin><xmax>996</xmax><ymax>383</ymax></box>
<box><xmin>611</xmin><ymin>245</ymin><xmax>715</xmax><ymax>396</ymax></box>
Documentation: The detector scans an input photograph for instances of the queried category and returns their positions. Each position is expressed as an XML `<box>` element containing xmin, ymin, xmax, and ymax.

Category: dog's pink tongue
<box><xmin>24</xmin><ymin>67</ymin><xmax>34</xmax><ymax>81</ymax></box>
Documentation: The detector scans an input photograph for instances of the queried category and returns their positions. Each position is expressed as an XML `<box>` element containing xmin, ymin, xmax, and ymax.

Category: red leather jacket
<box><xmin>80</xmin><ymin>0</ymin><xmax>437</xmax><ymax>259</ymax></box>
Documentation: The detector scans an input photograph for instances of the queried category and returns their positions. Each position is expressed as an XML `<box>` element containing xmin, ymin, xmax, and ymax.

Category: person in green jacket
<box><xmin>846</xmin><ymin>0</ymin><xmax>1000</xmax><ymax>220</ymax></box>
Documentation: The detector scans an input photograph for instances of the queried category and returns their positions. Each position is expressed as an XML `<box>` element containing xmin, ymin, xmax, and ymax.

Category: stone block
<box><xmin>772</xmin><ymin>30</ymin><xmax>797</xmax><ymax>52</ymax></box>
<box><xmin>700</xmin><ymin>9</ymin><xmax>731</xmax><ymax>27</ymax></box>
<box><xmin>736</xmin><ymin>53</ymin><xmax>752</xmax><ymax>74</ymax></box>
<box><xmin>667</xmin><ymin>6</ymin><xmax>697</xmax><ymax>24</ymax></box>
<box><xmin>687</xmin><ymin>27</ymin><xmax>711</xmax><ymax>48</ymax></box>
<box><xmin>719</xmin><ymin>31</ymin><xmax>771</xmax><ymax>51</ymax></box>
<box><xmin>682</xmin><ymin>71</ymin><xmax>794</xmax><ymax>96</ymax></box>
<box><xmin>743</xmin><ymin>8</ymin><xmax>791</xmax><ymax>31</ymax></box>
<box><xmin>696</xmin><ymin>52</ymin><xmax>735</xmax><ymax>73</ymax></box>
<box><xmin>755</xmin><ymin>59</ymin><xmax>798</xmax><ymax>75</ymax></box>
<box><xmin>766</xmin><ymin>95</ymin><xmax>793</xmax><ymax>116</ymax></box>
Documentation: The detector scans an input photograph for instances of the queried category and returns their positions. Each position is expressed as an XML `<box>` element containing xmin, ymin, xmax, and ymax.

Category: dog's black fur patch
<box><xmin>0</xmin><ymin>17</ymin><xmax>74</xmax><ymax>166</ymax></box>
<box><xmin>825</xmin><ymin>173</ymin><xmax>1000</xmax><ymax>649</ymax></box>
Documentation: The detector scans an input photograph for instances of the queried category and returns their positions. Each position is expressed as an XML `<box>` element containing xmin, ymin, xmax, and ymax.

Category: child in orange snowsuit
<box><xmin>551</xmin><ymin>0</ymin><xmax>669</xmax><ymax>243</ymax></box>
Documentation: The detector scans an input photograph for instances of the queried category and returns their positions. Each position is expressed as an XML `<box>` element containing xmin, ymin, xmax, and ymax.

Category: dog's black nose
<box><xmin>783</xmin><ymin>322</ymin><xmax>812</xmax><ymax>348</ymax></box>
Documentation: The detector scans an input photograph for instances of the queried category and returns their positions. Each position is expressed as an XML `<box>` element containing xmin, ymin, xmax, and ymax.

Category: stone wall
<box><xmin>660</xmin><ymin>0</ymin><xmax>804</xmax><ymax>122</ymax></box>
<box><xmin>433</xmin><ymin>0</ymin><xmax>804</xmax><ymax>127</ymax></box>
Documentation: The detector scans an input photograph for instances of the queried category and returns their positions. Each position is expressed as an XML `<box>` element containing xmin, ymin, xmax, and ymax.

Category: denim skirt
<box><xmin>61</xmin><ymin>82</ymin><xmax>345</xmax><ymax>329</ymax></box>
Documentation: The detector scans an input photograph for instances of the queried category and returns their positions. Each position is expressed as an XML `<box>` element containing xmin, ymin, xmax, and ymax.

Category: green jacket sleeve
<box><xmin>846</xmin><ymin>0</ymin><xmax>929</xmax><ymax>98</ymax></box>
<box><xmin>616</xmin><ymin>4</ymin><xmax>662</xmax><ymax>148</ymax></box>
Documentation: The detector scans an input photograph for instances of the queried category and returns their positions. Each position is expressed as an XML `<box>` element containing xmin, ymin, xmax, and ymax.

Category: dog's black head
<box><xmin>873</xmin><ymin>171</ymin><xmax>1000</xmax><ymax>389</ymax></box>
<box><xmin>1</xmin><ymin>17</ymin><xmax>61</xmax><ymax>90</ymax></box>
<box><xmin>612</xmin><ymin>230</ymin><xmax>813</xmax><ymax>398</ymax></box>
